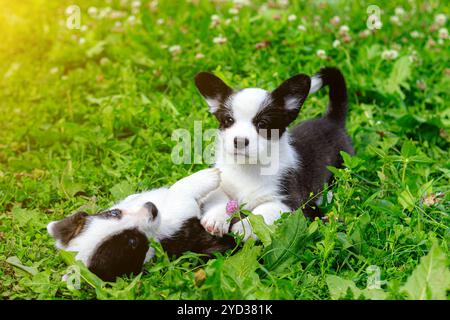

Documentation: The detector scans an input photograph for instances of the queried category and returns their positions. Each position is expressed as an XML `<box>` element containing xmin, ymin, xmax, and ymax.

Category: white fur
<box><xmin>201</xmin><ymin>88</ymin><xmax>300</xmax><ymax>240</ymax></box>
<box><xmin>309</xmin><ymin>75</ymin><xmax>323</xmax><ymax>94</ymax></box>
<box><xmin>48</xmin><ymin>168</ymin><xmax>221</xmax><ymax>265</ymax></box>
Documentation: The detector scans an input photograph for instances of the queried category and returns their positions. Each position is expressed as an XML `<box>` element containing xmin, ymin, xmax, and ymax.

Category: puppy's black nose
<box><xmin>234</xmin><ymin>137</ymin><xmax>249</xmax><ymax>149</ymax></box>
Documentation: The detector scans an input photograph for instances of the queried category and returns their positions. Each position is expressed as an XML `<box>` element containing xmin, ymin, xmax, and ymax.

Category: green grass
<box><xmin>0</xmin><ymin>0</ymin><xmax>449</xmax><ymax>300</ymax></box>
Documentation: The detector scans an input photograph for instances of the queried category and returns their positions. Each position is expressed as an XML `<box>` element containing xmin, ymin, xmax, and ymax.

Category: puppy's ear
<box><xmin>194</xmin><ymin>72</ymin><xmax>233</xmax><ymax>112</ymax></box>
<box><xmin>47</xmin><ymin>212</ymin><xmax>88</xmax><ymax>247</ymax></box>
<box><xmin>271</xmin><ymin>74</ymin><xmax>311</xmax><ymax>122</ymax></box>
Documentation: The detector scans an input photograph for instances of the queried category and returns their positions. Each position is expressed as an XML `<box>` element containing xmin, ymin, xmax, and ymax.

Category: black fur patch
<box><xmin>253</xmin><ymin>74</ymin><xmax>311</xmax><ymax>139</ymax></box>
<box><xmin>194</xmin><ymin>72</ymin><xmax>236</xmax><ymax>129</ymax></box>
<box><xmin>278</xmin><ymin>67</ymin><xmax>353</xmax><ymax>217</ymax></box>
<box><xmin>88</xmin><ymin>228</ymin><xmax>149</xmax><ymax>282</ymax></box>
<box><xmin>160</xmin><ymin>218</ymin><xmax>237</xmax><ymax>258</ymax></box>
<box><xmin>50</xmin><ymin>212</ymin><xmax>88</xmax><ymax>246</ymax></box>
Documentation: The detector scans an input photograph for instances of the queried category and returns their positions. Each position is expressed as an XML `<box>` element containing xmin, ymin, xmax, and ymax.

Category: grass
<box><xmin>0</xmin><ymin>0</ymin><xmax>449</xmax><ymax>300</ymax></box>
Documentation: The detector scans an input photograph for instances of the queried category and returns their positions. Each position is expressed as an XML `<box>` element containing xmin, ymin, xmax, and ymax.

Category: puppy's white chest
<box><xmin>220</xmin><ymin>167</ymin><xmax>280</xmax><ymax>210</ymax></box>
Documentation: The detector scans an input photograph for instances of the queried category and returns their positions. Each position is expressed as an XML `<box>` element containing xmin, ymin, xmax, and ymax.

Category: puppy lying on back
<box><xmin>47</xmin><ymin>169</ymin><xmax>236</xmax><ymax>282</ymax></box>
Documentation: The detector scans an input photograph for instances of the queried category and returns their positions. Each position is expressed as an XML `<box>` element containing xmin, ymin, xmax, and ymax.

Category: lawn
<box><xmin>0</xmin><ymin>0</ymin><xmax>449</xmax><ymax>300</ymax></box>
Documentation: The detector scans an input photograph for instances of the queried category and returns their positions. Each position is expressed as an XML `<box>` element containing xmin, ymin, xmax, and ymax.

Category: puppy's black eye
<box><xmin>224</xmin><ymin>116</ymin><xmax>234</xmax><ymax>126</ymax></box>
<box><xmin>105</xmin><ymin>209</ymin><xmax>122</xmax><ymax>218</ymax></box>
<box><xmin>258</xmin><ymin>119</ymin><xmax>269</xmax><ymax>129</ymax></box>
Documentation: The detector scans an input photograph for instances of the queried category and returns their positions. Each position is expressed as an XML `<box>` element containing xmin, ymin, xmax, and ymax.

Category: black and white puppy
<box><xmin>195</xmin><ymin>67</ymin><xmax>354</xmax><ymax>240</ymax></box>
<box><xmin>47</xmin><ymin>169</ymin><xmax>236</xmax><ymax>281</ymax></box>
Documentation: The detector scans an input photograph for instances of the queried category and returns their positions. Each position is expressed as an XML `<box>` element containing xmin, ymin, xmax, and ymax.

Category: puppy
<box><xmin>47</xmin><ymin>169</ymin><xmax>236</xmax><ymax>281</ymax></box>
<box><xmin>195</xmin><ymin>67</ymin><xmax>354</xmax><ymax>240</ymax></box>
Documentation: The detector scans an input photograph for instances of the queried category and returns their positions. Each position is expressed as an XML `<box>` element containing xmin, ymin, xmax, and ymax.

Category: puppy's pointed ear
<box><xmin>47</xmin><ymin>211</ymin><xmax>88</xmax><ymax>247</ymax></box>
<box><xmin>271</xmin><ymin>74</ymin><xmax>311</xmax><ymax>121</ymax></box>
<box><xmin>194</xmin><ymin>72</ymin><xmax>233</xmax><ymax>113</ymax></box>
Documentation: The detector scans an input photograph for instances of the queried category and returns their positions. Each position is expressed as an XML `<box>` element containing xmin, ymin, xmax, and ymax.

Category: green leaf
<box><xmin>248</xmin><ymin>214</ymin><xmax>275</xmax><ymax>247</ymax></box>
<box><xmin>264</xmin><ymin>212</ymin><xmax>310</xmax><ymax>272</ymax></box>
<box><xmin>384</xmin><ymin>56</ymin><xmax>412</xmax><ymax>98</ymax></box>
<box><xmin>401</xmin><ymin>242</ymin><xmax>450</xmax><ymax>300</ymax></box>
<box><xmin>398</xmin><ymin>187</ymin><xmax>416</xmax><ymax>211</ymax></box>
<box><xmin>6</xmin><ymin>256</ymin><xmax>38</xmax><ymax>275</ymax></box>
<box><xmin>326</xmin><ymin>275</ymin><xmax>387</xmax><ymax>300</ymax></box>
<box><xmin>12</xmin><ymin>207</ymin><xmax>44</xmax><ymax>228</ymax></box>
<box><xmin>401</xmin><ymin>140</ymin><xmax>417</xmax><ymax>158</ymax></box>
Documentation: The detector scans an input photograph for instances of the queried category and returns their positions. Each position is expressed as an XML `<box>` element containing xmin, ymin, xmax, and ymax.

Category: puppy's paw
<box><xmin>230</xmin><ymin>218</ymin><xmax>258</xmax><ymax>242</ymax></box>
<box><xmin>200</xmin><ymin>207</ymin><xmax>230</xmax><ymax>237</ymax></box>
<box><xmin>190</xmin><ymin>168</ymin><xmax>221</xmax><ymax>199</ymax></box>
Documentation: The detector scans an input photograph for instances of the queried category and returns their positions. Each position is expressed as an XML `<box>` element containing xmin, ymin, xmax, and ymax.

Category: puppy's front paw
<box><xmin>190</xmin><ymin>168</ymin><xmax>221</xmax><ymax>199</ymax></box>
<box><xmin>200</xmin><ymin>207</ymin><xmax>230</xmax><ymax>237</ymax></box>
<box><xmin>230</xmin><ymin>218</ymin><xmax>258</xmax><ymax>242</ymax></box>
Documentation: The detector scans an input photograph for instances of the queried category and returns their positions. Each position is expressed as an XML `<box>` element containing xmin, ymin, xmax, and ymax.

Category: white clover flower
<box><xmin>87</xmin><ymin>6</ymin><xmax>98</xmax><ymax>17</ymax></box>
<box><xmin>50</xmin><ymin>67</ymin><xmax>59</xmax><ymax>74</ymax></box>
<box><xmin>359</xmin><ymin>29</ymin><xmax>371</xmax><ymax>38</ymax></box>
<box><xmin>127</xmin><ymin>15</ymin><xmax>136</xmax><ymax>24</ymax></box>
<box><xmin>100</xmin><ymin>57</ymin><xmax>110</xmax><ymax>65</ymax></box>
<box><xmin>213</xmin><ymin>35</ymin><xmax>227</xmax><ymax>44</ymax></box>
<box><xmin>288</xmin><ymin>14</ymin><xmax>297</xmax><ymax>22</ymax></box>
<box><xmin>156</xmin><ymin>18</ymin><xmax>164</xmax><ymax>25</ymax></box>
<box><xmin>395</xmin><ymin>7</ymin><xmax>405</xmax><ymax>16</ymax></box>
<box><xmin>316</xmin><ymin>49</ymin><xmax>327</xmax><ymax>59</ymax></box>
<box><xmin>229</xmin><ymin>8</ymin><xmax>239</xmax><ymax>15</ymax></box>
<box><xmin>330</xmin><ymin>16</ymin><xmax>340</xmax><ymax>26</ymax></box>
<box><xmin>297</xmin><ymin>24</ymin><xmax>306</xmax><ymax>31</ymax></box>
<box><xmin>150</xmin><ymin>0</ymin><xmax>158</xmax><ymax>9</ymax></box>
<box><xmin>225</xmin><ymin>18</ymin><xmax>232</xmax><ymax>25</ymax></box>
<box><xmin>410</xmin><ymin>30</ymin><xmax>420</xmax><ymax>38</ymax></box>
<box><xmin>332</xmin><ymin>39</ymin><xmax>340</xmax><ymax>48</ymax></box>
<box><xmin>80</xmin><ymin>25</ymin><xmax>88</xmax><ymax>32</ymax></box>
<box><xmin>381</xmin><ymin>49</ymin><xmax>399</xmax><ymax>60</ymax></box>
<box><xmin>338</xmin><ymin>25</ymin><xmax>349</xmax><ymax>36</ymax></box>
<box><xmin>435</xmin><ymin>14</ymin><xmax>447</xmax><ymax>26</ymax></box>
<box><xmin>79</xmin><ymin>37</ymin><xmax>86</xmax><ymax>45</ymax></box>
<box><xmin>168</xmin><ymin>45</ymin><xmax>181</xmax><ymax>54</ymax></box>
<box><xmin>131</xmin><ymin>0</ymin><xmax>141</xmax><ymax>8</ymax></box>
<box><xmin>211</xmin><ymin>14</ymin><xmax>220</xmax><ymax>27</ymax></box>
<box><xmin>390</xmin><ymin>15</ymin><xmax>400</xmax><ymax>25</ymax></box>
<box><xmin>374</xmin><ymin>20</ymin><xmax>382</xmax><ymax>29</ymax></box>
<box><xmin>438</xmin><ymin>28</ymin><xmax>448</xmax><ymax>39</ymax></box>
<box><xmin>339</xmin><ymin>25</ymin><xmax>349</xmax><ymax>32</ymax></box>
<box><xmin>233</xmin><ymin>0</ymin><xmax>250</xmax><ymax>6</ymax></box>
<box><xmin>195</xmin><ymin>53</ymin><xmax>205</xmax><ymax>59</ymax></box>
<box><xmin>278</xmin><ymin>0</ymin><xmax>289</xmax><ymax>7</ymax></box>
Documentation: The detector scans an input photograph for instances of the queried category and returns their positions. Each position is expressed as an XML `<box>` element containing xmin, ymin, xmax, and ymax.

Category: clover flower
<box><xmin>316</xmin><ymin>49</ymin><xmax>327</xmax><ymax>60</ymax></box>
<box><xmin>332</xmin><ymin>40</ymin><xmax>341</xmax><ymax>48</ymax></box>
<box><xmin>435</xmin><ymin>14</ymin><xmax>447</xmax><ymax>26</ymax></box>
<box><xmin>381</xmin><ymin>49</ymin><xmax>399</xmax><ymax>60</ymax></box>
<box><xmin>438</xmin><ymin>28</ymin><xmax>448</xmax><ymax>40</ymax></box>
<box><xmin>330</xmin><ymin>16</ymin><xmax>340</xmax><ymax>26</ymax></box>
<box><xmin>213</xmin><ymin>35</ymin><xmax>227</xmax><ymax>45</ymax></box>
<box><xmin>226</xmin><ymin>200</ymin><xmax>239</xmax><ymax>216</ymax></box>
<box><xmin>229</xmin><ymin>8</ymin><xmax>239</xmax><ymax>15</ymax></box>
<box><xmin>297</xmin><ymin>24</ymin><xmax>306</xmax><ymax>31</ymax></box>
<box><xmin>168</xmin><ymin>45</ymin><xmax>181</xmax><ymax>55</ymax></box>
<box><xmin>87</xmin><ymin>6</ymin><xmax>98</xmax><ymax>17</ymax></box>
<box><xmin>395</xmin><ymin>7</ymin><xmax>405</xmax><ymax>16</ymax></box>
<box><xmin>288</xmin><ymin>14</ymin><xmax>297</xmax><ymax>22</ymax></box>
